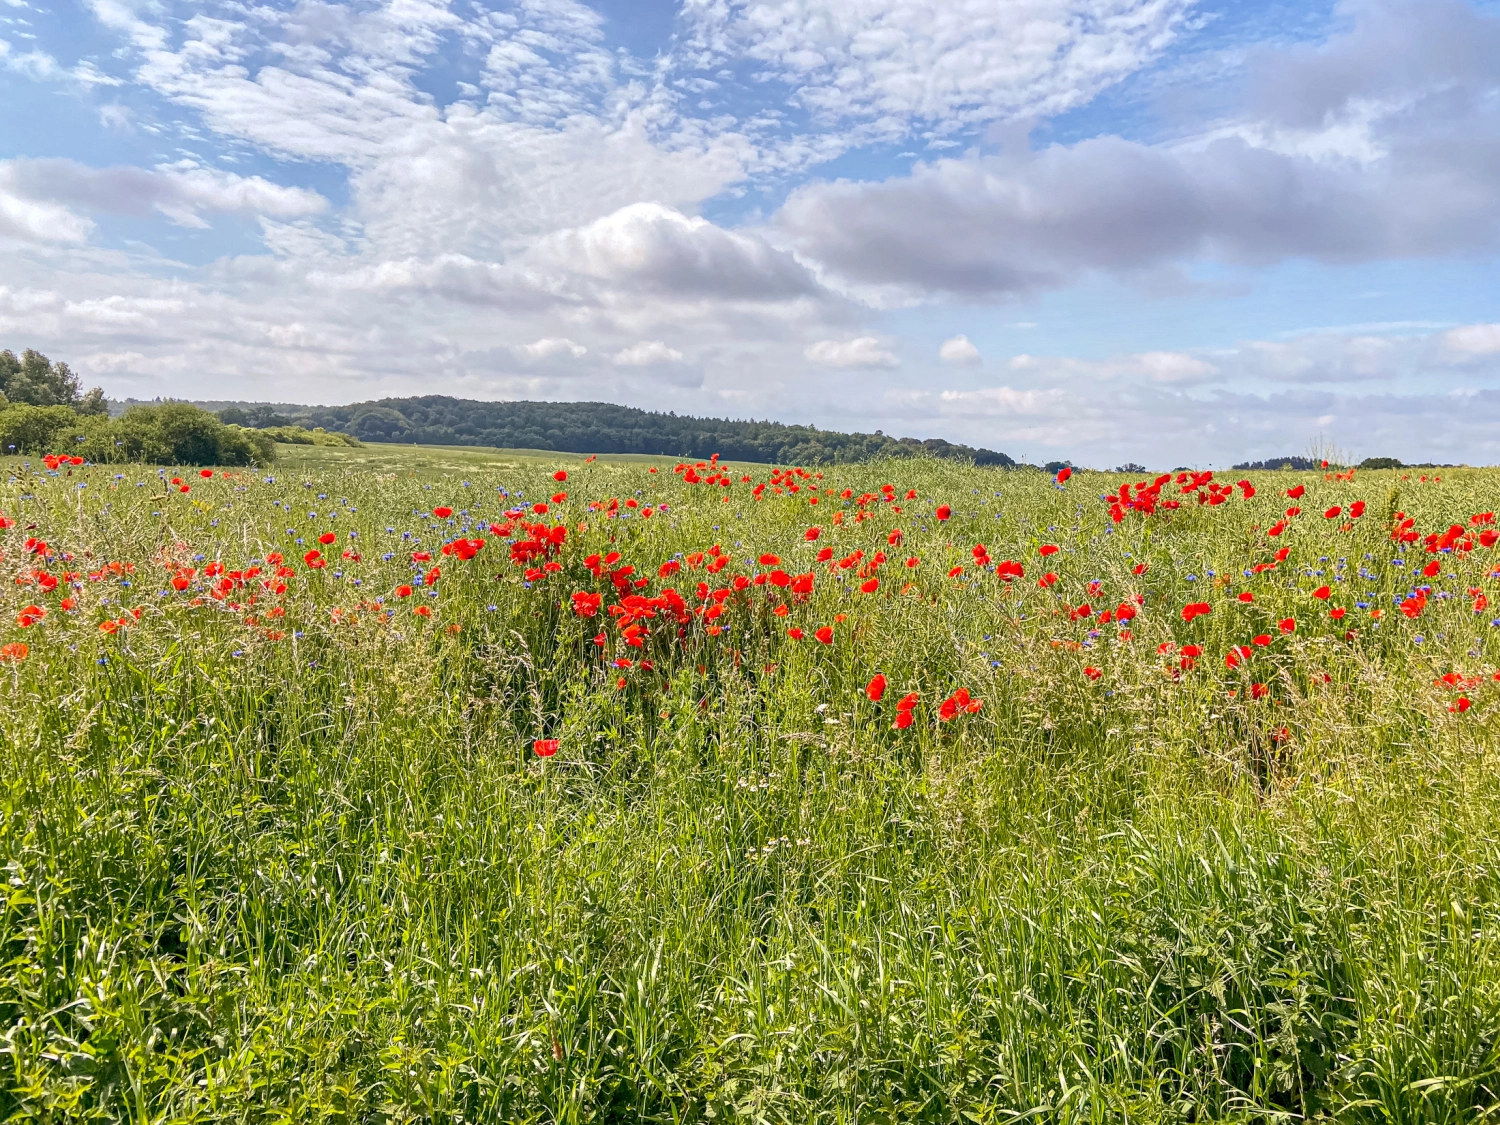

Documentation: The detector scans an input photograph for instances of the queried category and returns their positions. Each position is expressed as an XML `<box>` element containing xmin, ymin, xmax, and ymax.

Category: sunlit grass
<box><xmin>2</xmin><ymin>452</ymin><xmax>1498</xmax><ymax>1122</ymax></box>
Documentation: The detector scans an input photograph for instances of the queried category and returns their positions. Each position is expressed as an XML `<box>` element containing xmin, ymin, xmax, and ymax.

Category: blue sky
<box><xmin>2</xmin><ymin>0</ymin><xmax>1499</xmax><ymax>466</ymax></box>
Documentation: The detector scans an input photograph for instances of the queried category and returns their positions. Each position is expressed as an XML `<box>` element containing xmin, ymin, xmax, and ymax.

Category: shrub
<box><xmin>0</xmin><ymin>400</ymin><xmax>274</xmax><ymax>465</ymax></box>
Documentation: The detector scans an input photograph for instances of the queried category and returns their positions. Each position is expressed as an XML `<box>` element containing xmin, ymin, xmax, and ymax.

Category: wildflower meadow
<box><xmin>3</xmin><ymin>449</ymin><xmax>1499</xmax><ymax>1122</ymax></box>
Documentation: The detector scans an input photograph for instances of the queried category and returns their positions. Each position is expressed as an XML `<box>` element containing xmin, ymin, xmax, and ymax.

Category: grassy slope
<box><xmin>270</xmin><ymin>441</ymin><xmax>769</xmax><ymax>476</ymax></box>
<box><xmin>1</xmin><ymin>453</ymin><xmax>1498</xmax><ymax>1122</ymax></box>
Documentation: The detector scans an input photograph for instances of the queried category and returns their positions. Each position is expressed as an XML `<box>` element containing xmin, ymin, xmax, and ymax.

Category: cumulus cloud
<box><xmin>805</xmin><ymin>336</ymin><xmax>898</xmax><ymax>368</ymax></box>
<box><xmin>938</xmin><ymin>334</ymin><xmax>980</xmax><ymax>364</ymax></box>
<box><xmin>533</xmin><ymin>203</ymin><xmax>822</xmax><ymax>301</ymax></box>
<box><xmin>1440</xmin><ymin>323</ymin><xmax>1500</xmax><ymax>361</ymax></box>
<box><xmin>0</xmin><ymin>192</ymin><xmax>92</xmax><ymax>244</ymax></box>
<box><xmin>519</xmin><ymin>337</ymin><xmax>588</xmax><ymax>360</ymax></box>
<box><xmin>613</xmin><ymin>340</ymin><xmax>685</xmax><ymax>366</ymax></box>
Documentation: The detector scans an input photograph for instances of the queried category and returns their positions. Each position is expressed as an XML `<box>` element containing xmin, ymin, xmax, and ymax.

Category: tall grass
<box><xmin>2</xmin><ymin>456</ymin><xmax>1498</xmax><ymax>1121</ymax></box>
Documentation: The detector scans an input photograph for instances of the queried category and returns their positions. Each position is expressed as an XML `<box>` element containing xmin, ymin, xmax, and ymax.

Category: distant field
<box><xmin>269</xmin><ymin>440</ymin><xmax>727</xmax><ymax>474</ymax></box>
<box><xmin>268</xmin><ymin>441</ymin><xmax>708</xmax><ymax>477</ymax></box>
<box><xmin>2</xmin><ymin>454</ymin><xmax>1498</xmax><ymax>1121</ymax></box>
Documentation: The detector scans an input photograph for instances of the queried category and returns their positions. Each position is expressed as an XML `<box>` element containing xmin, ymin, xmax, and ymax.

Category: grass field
<box><xmin>2</xmin><ymin>447</ymin><xmax>1499</xmax><ymax>1122</ymax></box>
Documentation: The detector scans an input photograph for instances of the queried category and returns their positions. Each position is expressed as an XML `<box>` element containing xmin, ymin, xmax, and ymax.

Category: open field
<box><xmin>2</xmin><ymin>451</ymin><xmax>1499</xmax><ymax>1122</ymax></box>
<box><xmin>267</xmin><ymin>442</ymin><xmax>736</xmax><ymax>476</ymax></box>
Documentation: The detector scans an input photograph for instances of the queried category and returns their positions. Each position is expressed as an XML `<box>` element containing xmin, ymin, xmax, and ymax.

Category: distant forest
<box><xmin>185</xmin><ymin>396</ymin><xmax>1021</xmax><ymax>467</ymax></box>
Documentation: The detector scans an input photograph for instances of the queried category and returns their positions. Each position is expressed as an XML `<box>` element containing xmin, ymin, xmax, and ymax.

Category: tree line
<box><xmin>218</xmin><ymin>395</ymin><xmax>1022</xmax><ymax>467</ymax></box>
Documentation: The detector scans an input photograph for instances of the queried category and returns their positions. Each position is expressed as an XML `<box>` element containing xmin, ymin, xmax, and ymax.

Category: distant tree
<box><xmin>1232</xmin><ymin>456</ymin><xmax>1321</xmax><ymax>471</ymax></box>
<box><xmin>1358</xmin><ymin>456</ymin><xmax>1403</xmax><ymax>470</ymax></box>
<box><xmin>0</xmin><ymin>348</ymin><xmax>108</xmax><ymax>413</ymax></box>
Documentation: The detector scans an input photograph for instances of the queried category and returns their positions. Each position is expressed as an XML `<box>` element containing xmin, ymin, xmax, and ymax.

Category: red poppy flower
<box><xmin>1038</xmin><ymin>571</ymin><xmax>1058</xmax><ymax>588</ymax></box>
<box><xmin>534</xmin><ymin>738</ymin><xmax>559</xmax><ymax>757</ymax></box>
<box><xmin>787</xmin><ymin>627</ymin><xmax>805</xmax><ymax>640</ymax></box>
<box><xmin>1323</xmin><ymin>506</ymin><xmax>1341</xmax><ymax>519</ymax></box>
<box><xmin>1422</xmin><ymin>560</ymin><xmax>1440</xmax><ymax>578</ymax></box>
<box><xmin>1038</xmin><ymin>544</ymin><xmax>1059</xmax><ymax>557</ymax></box>
<box><xmin>814</xmin><ymin>626</ymin><xmax>833</xmax><ymax>644</ymax></box>
<box><xmin>553</xmin><ymin>470</ymin><xmax>567</xmax><ymax>482</ymax></box>
<box><xmin>1225</xmin><ymin>645</ymin><xmax>1252</xmax><ymax>669</ymax></box>
<box><xmin>1252</xmin><ymin>634</ymin><xmax>1271</xmax><ymax>647</ymax></box>
<box><xmin>860</xmin><ymin>578</ymin><xmax>879</xmax><ymax>594</ymax></box>
<box><xmin>1083</xmin><ymin>666</ymin><xmax>1101</xmax><ymax>681</ymax></box>
<box><xmin>1286</xmin><ymin>485</ymin><xmax>1305</xmax><ymax>499</ymax></box>
<box><xmin>16</xmin><ymin>605</ymin><xmax>46</xmax><ymax>627</ymax></box>
<box><xmin>1278</xmin><ymin>617</ymin><xmax>1296</xmax><ymax>634</ymax></box>
<box><xmin>1329</xmin><ymin>607</ymin><xmax>1346</xmax><ymax>619</ymax></box>
<box><xmin>1237</xmin><ymin>591</ymin><xmax>1254</xmax><ymax>603</ymax></box>
<box><xmin>413</xmin><ymin>604</ymin><xmax>432</xmax><ymax>617</ymax></box>
<box><xmin>935</xmin><ymin>505</ymin><xmax>952</xmax><ymax>521</ymax></box>
<box><xmin>1054</xmin><ymin>467</ymin><xmax>1072</xmax><ymax>483</ymax></box>
<box><xmin>1250</xmin><ymin>683</ymin><xmax>1269</xmax><ymax>699</ymax></box>
<box><xmin>759</xmin><ymin>554</ymin><xmax>781</xmax><ymax>566</ymax></box>
<box><xmin>1350</xmin><ymin>501</ymin><xmax>1366</xmax><ymax>518</ymax></box>
<box><xmin>199</xmin><ymin>469</ymin><xmax>213</xmax><ymax>478</ymax></box>
<box><xmin>1181</xmin><ymin>602</ymin><xmax>1211</xmax><ymax>622</ymax></box>
<box><xmin>433</xmin><ymin>507</ymin><xmax>453</xmax><ymax>518</ymax></box>
<box><xmin>1132</xmin><ymin>563</ymin><xmax>1148</xmax><ymax>575</ymax></box>
<box><xmin>1451</xmin><ymin>696</ymin><xmax>1472</xmax><ymax>713</ymax></box>
<box><xmin>0</xmin><ymin>642</ymin><xmax>27</xmax><ymax>662</ymax></box>
<box><xmin>893</xmin><ymin>710</ymin><xmax>914</xmax><ymax>730</ymax></box>
<box><xmin>1312</xmin><ymin>586</ymin><xmax>1331</xmax><ymax>599</ymax></box>
<box><xmin>394</xmin><ymin>584</ymin><xmax>413</xmax><ymax>598</ymax></box>
<box><xmin>866</xmin><ymin>673</ymin><xmax>887</xmax><ymax>702</ymax></box>
<box><xmin>947</xmin><ymin>565</ymin><xmax>964</xmax><ymax>578</ymax></box>
<box><xmin>318</xmin><ymin>532</ymin><xmax>337</xmax><ymax>545</ymax></box>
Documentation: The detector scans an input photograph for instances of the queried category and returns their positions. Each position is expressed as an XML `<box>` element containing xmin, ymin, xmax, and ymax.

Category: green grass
<box><xmin>2</xmin><ymin>453</ymin><xmax>1499</xmax><ymax>1122</ymax></box>
<box><xmin>269</xmin><ymin>441</ymin><xmax>766</xmax><ymax>475</ymax></box>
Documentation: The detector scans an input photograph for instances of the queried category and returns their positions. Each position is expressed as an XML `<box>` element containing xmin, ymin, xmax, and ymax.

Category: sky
<box><xmin>2</xmin><ymin>0</ymin><xmax>1499</xmax><ymax>468</ymax></box>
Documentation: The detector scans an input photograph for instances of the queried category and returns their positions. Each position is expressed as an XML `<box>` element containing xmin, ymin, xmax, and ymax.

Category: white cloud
<box><xmin>613</xmin><ymin>340</ymin><xmax>684</xmax><ymax>366</ymax></box>
<box><xmin>1440</xmin><ymin>323</ymin><xmax>1500</xmax><ymax>361</ymax></box>
<box><xmin>0</xmin><ymin>158</ymin><xmax>327</xmax><ymax>231</ymax></box>
<box><xmin>532</xmin><ymin>203</ymin><xmax>822</xmax><ymax>300</ymax></box>
<box><xmin>519</xmin><ymin>337</ymin><xmax>588</xmax><ymax>360</ymax></box>
<box><xmin>681</xmin><ymin>0</ymin><xmax>1192</xmax><ymax>144</ymax></box>
<box><xmin>0</xmin><ymin>192</ymin><xmax>92</xmax><ymax>243</ymax></box>
<box><xmin>805</xmin><ymin>336</ymin><xmax>898</xmax><ymax>368</ymax></box>
<box><xmin>938</xmin><ymin>334</ymin><xmax>980</xmax><ymax>364</ymax></box>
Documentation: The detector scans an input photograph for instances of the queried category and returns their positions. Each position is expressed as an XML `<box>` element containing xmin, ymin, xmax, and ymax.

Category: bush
<box><xmin>0</xmin><ymin>401</ymin><xmax>274</xmax><ymax>465</ymax></box>
<box><xmin>0</xmin><ymin>404</ymin><xmax>83</xmax><ymax>456</ymax></box>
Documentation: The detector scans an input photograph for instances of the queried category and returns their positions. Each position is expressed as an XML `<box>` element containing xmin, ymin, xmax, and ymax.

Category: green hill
<box><xmin>188</xmin><ymin>396</ymin><xmax>1021</xmax><ymax>467</ymax></box>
